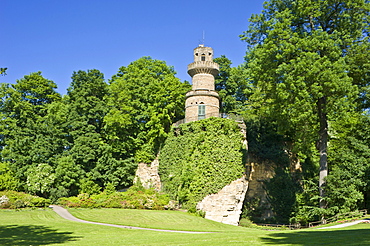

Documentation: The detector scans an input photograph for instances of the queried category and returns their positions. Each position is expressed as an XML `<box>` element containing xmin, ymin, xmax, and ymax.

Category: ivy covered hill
<box><xmin>159</xmin><ymin>117</ymin><xmax>246</xmax><ymax>210</ymax></box>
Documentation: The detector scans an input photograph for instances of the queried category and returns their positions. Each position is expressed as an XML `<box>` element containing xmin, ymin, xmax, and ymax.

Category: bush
<box><xmin>58</xmin><ymin>186</ymin><xmax>171</xmax><ymax>210</ymax></box>
<box><xmin>239</xmin><ymin>218</ymin><xmax>255</xmax><ymax>227</ymax></box>
<box><xmin>0</xmin><ymin>191</ymin><xmax>51</xmax><ymax>209</ymax></box>
<box><xmin>0</xmin><ymin>162</ymin><xmax>19</xmax><ymax>191</ymax></box>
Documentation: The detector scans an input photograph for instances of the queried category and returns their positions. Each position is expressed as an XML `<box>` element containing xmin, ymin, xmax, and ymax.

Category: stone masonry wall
<box><xmin>196</xmin><ymin>177</ymin><xmax>249</xmax><ymax>226</ymax></box>
<box><xmin>192</xmin><ymin>73</ymin><xmax>215</xmax><ymax>90</ymax></box>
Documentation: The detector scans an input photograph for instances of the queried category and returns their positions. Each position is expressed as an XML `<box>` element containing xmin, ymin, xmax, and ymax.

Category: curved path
<box><xmin>49</xmin><ymin>205</ymin><xmax>213</xmax><ymax>234</ymax></box>
<box><xmin>318</xmin><ymin>219</ymin><xmax>370</xmax><ymax>230</ymax></box>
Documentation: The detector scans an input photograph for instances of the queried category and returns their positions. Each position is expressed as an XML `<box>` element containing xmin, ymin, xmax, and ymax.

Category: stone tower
<box><xmin>185</xmin><ymin>45</ymin><xmax>220</xmax><ymax>123</ymax></box>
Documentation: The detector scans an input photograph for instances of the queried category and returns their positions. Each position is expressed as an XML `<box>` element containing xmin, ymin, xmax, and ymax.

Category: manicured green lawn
<box><xmin>68</xmin><ymin>208</ymin><xmax>244</xmax><ymax>232</ymax></box>
<box><xmin>1</xmin><ymin>208</ymin><xmax>370</xmax><ymax>245</ymax></box>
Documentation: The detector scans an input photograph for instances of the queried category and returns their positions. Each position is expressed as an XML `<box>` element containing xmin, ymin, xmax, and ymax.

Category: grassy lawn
<box><xmin>1</xmin><ymin>208</ymin><xmax>370</xmax><ymax>245</ymax></box>
<box><xmin>68</xmin><ymin>208</ymin><xmax>244</xmax><ymax>232</ymax></box>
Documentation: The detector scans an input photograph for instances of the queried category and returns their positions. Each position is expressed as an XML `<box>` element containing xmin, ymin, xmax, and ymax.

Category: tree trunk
<box><xmin>317</xmin><ymin>96</ymin><xmax>328</xmax><ymax>209</ymax></box>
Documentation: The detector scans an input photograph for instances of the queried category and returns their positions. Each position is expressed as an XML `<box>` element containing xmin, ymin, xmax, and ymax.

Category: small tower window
<box><xmin>198</xmin><ymin>104</ymin><xmax>206</xmax><ymax>120</ymax></box>
<box><xmin>201</xmin><ymin>55</ymin><xmax>206</xmax><ymax>61</ymax></box>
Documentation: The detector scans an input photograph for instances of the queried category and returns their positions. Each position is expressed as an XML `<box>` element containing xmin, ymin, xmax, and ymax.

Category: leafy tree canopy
<box><xmin>241</xmin><ymin>0</ymin><xmax>370</xmax><ymax>208</ymax></box>
<box><xmin>105</xmin><ymin>57</ymin><xmax>191</xmax><ymax>163</ymax></box>
<box><xmin>214</xmin><ymin>56</ymin><xmax>251</xmax><ymax>114</ymax></box>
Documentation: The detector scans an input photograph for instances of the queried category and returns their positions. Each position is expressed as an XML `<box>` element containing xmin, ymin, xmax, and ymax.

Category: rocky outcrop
<box><xmin>134</xmin><ymin>158</ymin><xmax>162</xmax><ymax>191</ymax></box>
<box><xmin>244</xmin><ymin>161</ymin><xmax>275</xmax><ymax>220</ymax></box>
<box><xmin>196</xmin><ymin>177</ymin><xmax>249</xmax><ymax>226</ymax></box>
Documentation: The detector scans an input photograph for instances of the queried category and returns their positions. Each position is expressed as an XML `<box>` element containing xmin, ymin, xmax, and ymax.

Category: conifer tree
<box><xmin>241</xmin><ymin>0</ymin><xmax>370</xmax><ymax>208</ymax></box>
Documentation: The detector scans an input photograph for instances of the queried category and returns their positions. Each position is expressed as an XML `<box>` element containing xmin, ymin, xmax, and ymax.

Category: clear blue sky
<box><xmin>1</xmin><ymin>0</ymin><xmax>265</xmax><ymax>94</ymax></box>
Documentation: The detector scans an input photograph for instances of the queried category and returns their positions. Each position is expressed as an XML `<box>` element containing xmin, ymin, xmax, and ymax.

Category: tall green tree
<box><xmin>0</xmin><ymin>72</ymin><xmax>61</xmax><ymax>189</ymax></box>
<box><xmin>326</xmin><ymin>113</ymin><xmax>370</xmax><ymax>212</ymax></box>
<box><xmin>105</xmin><ymin>57</ymin><xmax>190</xmax><ymax>163</ymax></box>
<box><xmin>241</xmin><ymin>0</ymin><xmax>370</xmax><ymax>208</ymax></box>
<box><xmin>64</xmin><ymin>69</ymin><xmax>136</xmax><ymax>192</ymax></box>
<box><xmin>64</xmin><ymin>69</ymin><xmax>134</xmax><ymax>191</ymax></box>
<box><xmin>65</xmin><ymin>69</ymin><xmax>108</xmax><ymax>173</ymax></box>
<box><xmin>214</xmin><ymin>56</ymin><xmax>250</xmax><ymax>114</ymax></box>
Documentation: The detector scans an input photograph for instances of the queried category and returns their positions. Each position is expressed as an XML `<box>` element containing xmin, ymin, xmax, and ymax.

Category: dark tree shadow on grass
<box><xmin>260</xmin><ymin>228</ymin><xmax>370</xmax><ymax>245</ymax></box>
<box><xmin>0</xmin><ymin>225</ymin><xmax>81</xmax><ymax>246</ymax></box>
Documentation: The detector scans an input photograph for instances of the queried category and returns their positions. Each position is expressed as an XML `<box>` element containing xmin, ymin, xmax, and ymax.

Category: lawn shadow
<box><xmin>260</xmin><ymin>228</ymin><xmax>370</xmax><ymax>245</ymax></box>
<box><xmin>0</xmin><ymin>225</ymin><xmax>81</xmax><ymax>246</ymax></box>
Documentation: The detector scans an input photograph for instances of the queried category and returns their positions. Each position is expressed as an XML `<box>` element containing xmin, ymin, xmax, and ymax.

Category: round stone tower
<box><xmin>185</xmin><ymin>45</ymin><xmax>220</xmax><ymax>122</ymax></box>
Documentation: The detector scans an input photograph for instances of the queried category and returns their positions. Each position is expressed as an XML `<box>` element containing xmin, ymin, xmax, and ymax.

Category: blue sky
<box><xmin>1</xmin><ymin>0</ymin><xmax>265</xmax><ymax>94</ymax></box>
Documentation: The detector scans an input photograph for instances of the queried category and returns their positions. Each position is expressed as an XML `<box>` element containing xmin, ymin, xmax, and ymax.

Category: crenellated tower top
<box><xmin>187</xmin><ymin>46</ymin><xmax>219</xmax><ymax>79</ymax></box>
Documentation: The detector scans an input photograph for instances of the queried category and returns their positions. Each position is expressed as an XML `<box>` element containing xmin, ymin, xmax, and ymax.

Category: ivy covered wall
<box><xmin>159</xmin><ymin>118</ymin><xmax>246</xmax><ymax>209</ymax></box>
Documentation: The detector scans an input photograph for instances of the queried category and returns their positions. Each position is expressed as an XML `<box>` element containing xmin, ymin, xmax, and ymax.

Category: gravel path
<box><xmin>49</xmin><ymin>205</ymin><xmax>213</xmax><ymax>234</ymax></box>
<box><xmin>318</xmin><ymin>219</ymin><xmax>370</xmax><ymax>229</ymax></box>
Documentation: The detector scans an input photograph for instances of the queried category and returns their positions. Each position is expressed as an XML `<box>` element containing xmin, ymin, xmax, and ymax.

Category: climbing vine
<box><xmin>159</xmin><ymin>118</ymin><xmax>246</xmax><ymax>209</ymax></box>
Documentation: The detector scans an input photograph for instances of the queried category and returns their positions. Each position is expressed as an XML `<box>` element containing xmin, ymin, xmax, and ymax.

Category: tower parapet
<box><xmin>187</xmin><ymin>61</ymin><xmax>219</xmax><ymax>77</ymax></box>
<box><xmin>185</xmin><ymin>45</ymin><xmax>220</xmax><ymax>122</ymax></box>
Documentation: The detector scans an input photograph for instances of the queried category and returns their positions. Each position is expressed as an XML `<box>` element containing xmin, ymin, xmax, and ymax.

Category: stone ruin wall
<box><xmin>196</xmin><ymin>177</ymin><xmax>249</xmax><ymax>226</ymax></box>
<box><xmin>134</xmin><ymin>158</ymin><xmax>162</xmax><ymax>192</ymax></box>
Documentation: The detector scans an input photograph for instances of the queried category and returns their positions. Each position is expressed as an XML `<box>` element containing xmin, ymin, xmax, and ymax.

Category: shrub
<box><xmin>58</xmin><ymin>186</ymin><xmax>171</xmax><ymax>210</ymax></box>
<box><xmin>0</xmin><ymin>162</ymin><xmax>19</xmax><ymax>191</ymax></box>
<box><xmin>0</xmin><ymin>191</ymin><xmax>51</xmax><ymax>209</ymax></box>
<box><xmin>239</xmin><ymin>218</ymin><xmax>255</xmax><ymax>227</ymax></box>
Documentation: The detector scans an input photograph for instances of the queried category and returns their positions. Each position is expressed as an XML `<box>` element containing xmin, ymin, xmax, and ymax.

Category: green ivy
<box><xmin>159</xmin><ymin>118</ymin><xmax>246</xmax><ymax>208</ymax></box>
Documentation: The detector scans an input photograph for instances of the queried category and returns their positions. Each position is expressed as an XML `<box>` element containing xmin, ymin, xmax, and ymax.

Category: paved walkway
<box><xmin>318</xmin><ymin>219</ymin><xmax>370</xmax><ymax>229</ymax></box>
<box><xmin>49</xmin><ymin>205</ymin><xmax>213</xmax><ymax>234</ymax></box>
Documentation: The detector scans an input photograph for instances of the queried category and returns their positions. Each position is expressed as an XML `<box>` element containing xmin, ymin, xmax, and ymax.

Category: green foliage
<box><xmin>0</xmin><ymin>191</ymin><xmax>51</xmax><ymax>209</ymax></box>
<box><xmin>103</xmin><ymin>182</ymin><xmax>116</xmax><ymax>195</ymax></box>
<box><xmin>79</xmin><ymin>179</ymin><xmax>101</xmax><ymax>196</ymax></box>
<box><xmin>159</xmin><ymin>117</ymin><xmax>245</xmax><ymax>208</ymax></box>
<box><xmin>241</xmin><ymin>0</ymin><xmax>370</xmax><ymax>209</ymax></box>
<box><xmin>214</xmin><ymin>56</ymin><xmax>251</xmax><ymax>114</ymax></box>
<box><xmin>53</xmin><ymin>155</ymin><xmax>83</xmax><ymax>198</ymax></box>
<box><xmin>0</xmin><ymin>162</ymin><xmax>19</xmax><ymax>191</ymax></box>
<box><xmin>64</xmin><ymin>69</ymin><xmax>137</xmax><ymax>192</ymax></box>
<box><xmin>264</xmin><ymin>168</ymin><xmax>298</xmax><ymax>223</ymax></box>
<box><xmin>241</xmin><ymin>0</ymin><xmax>362</xmax><ymax>144</ymax></box>
<box><xmin>245</xmin><ymin>119</ymin><xmax>289</xmax><ymax>166</ymax></box>
<box><xmin>326</xmin><ymin>114</ymin><xmax>370</xmax><ymax>212</ymax></box>
<box><xmin>0</xmin><ymin>60</ymin><xmax>187</xmax><ymax>198</ymax></box>
<box><xmin>58</xmin><ymin>186</ymin><xmax>171</xmax><ymax>210</ymax></box>
<box><xmin>0</xmin><ymin>72</ymin><xmax>62</xmax><ymax>186</ymax></box>
<box><xmin>239</xmin><ymin>217</ymin><xmax>255</xmax><ymax>228</ymax></box>
<box><xmin>0</xmin><ymin>68</ymin><xmax>7</xmax><ymax>76</ymax></box>
<box><xmin>66</xmin><ymin>69</ymin><xmax>108</xmax><ymax>173</ymax></box>
<box><xmin>26</xmin><ymin>163</ymin><xmax>56</xmax><ymax>197</ymax></box>
<box><xmin>241</xmin><ymin>116</ymin><xmax>300</xmax><ymax>224</ymax></box>
<box><xmin>105</xmin><ymin>57</ymin><xmax>191</xmax><ymax>163</ymax></box>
